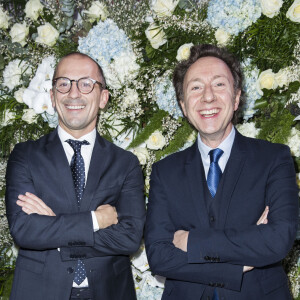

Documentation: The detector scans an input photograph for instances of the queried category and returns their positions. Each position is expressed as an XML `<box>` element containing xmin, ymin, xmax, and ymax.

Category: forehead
<box><xmin>184</xmin><ymin>56</ymin><xmax>234</xmax><ymax>83</ymax></box>
<box><xmin>56</xmin><ymin>55</ymin><xmax>100</xmax><ymax>79</ymax></box>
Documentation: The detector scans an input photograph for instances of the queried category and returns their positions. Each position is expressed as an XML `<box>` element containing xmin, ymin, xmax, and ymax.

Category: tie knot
<box><xmin>209</xmin><ymin>148</ymin><xmax>223</xmax><ymax>163</ymax></box>
<box><xmin>66</xmin><ymin>139</ymin><xmax>90</xmax><ymax>152</ymax></box>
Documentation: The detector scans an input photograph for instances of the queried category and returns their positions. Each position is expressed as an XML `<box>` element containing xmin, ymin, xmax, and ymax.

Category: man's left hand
<box><xmin>17</xmin><ymin>192</ymin><xmax>56</xmax><ymax>216</ymax></box>
<box><xmin>173</xmin><ymin>230</ymin><xmax>189</xmax><ymax>252</ymax></box>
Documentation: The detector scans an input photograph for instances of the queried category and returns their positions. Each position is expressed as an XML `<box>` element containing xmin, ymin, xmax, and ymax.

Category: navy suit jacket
<box><xmin>145</xmin><ymin>131</ymin><xmax>298</xmax><ymax>300</ymax></box>
<box><xmin>6</xmin><ymin>129</ymin><xmax>146</xmax><ymax>300</ymax></box>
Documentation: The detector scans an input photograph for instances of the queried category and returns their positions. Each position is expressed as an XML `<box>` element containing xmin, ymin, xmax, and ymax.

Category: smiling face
<box><xmin>180</xmin><ymin>56</ymin><xmax>240</xmax><ymax>148</ymax></box>
<box><xmin>50</xmin><ymin>54</ymin><xmax>108</xmax><ymax>138</ymax></box>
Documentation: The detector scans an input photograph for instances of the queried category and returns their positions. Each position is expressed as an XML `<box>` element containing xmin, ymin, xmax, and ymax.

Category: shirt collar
<box><xmin>57</xmin><ymin>126</ymin><xmax>96</xmax><ymax>148</ymax></box>
<box><xmin>197</xmin><ymin>126</ymin><xmax>235</xmax><ymax>159</ymax></box>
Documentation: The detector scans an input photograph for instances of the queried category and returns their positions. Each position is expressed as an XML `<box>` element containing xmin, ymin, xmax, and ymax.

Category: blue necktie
<box><xmin>66</xmin><ymin>139</ymin><xmax>90</xmax><ymax>285</ymax></box>
<box><xmin>207</xmin><ymin>148</ymin><xmax>223</xmax><ymax>300</ymax></box>
<box><xmin>213</xmin><ymin>288</ymin><xmax>219</xmax><ymax>300</ymax></box>
<box><xmin>207</xmin><ymin>148</ymin><xmax>223</xmax><ymax>198</ymax></box>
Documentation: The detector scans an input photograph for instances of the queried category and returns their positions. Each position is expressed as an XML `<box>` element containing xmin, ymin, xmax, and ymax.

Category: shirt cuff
<box><xmin>91</xmin><ymin>211</ymin><xmax>100</xmax><ymax>232</ymax></box>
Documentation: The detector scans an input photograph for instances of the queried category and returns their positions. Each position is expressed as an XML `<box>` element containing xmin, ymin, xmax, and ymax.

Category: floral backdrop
<box><xmin>0</xmin><ymin>0</ymin><xmax>300</xmax><ymax>299</ymax></box>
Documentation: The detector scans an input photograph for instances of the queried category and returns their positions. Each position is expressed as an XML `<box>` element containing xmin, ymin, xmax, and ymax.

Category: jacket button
<box><xmin>67</xmin><ymin>267</ymin><xmax>74</xmax><ymax>274</ymax></box>
<box><xmin>210</xmin><ymin>216</ymin><xmax>215</xmax><ymax>222</ymax></box>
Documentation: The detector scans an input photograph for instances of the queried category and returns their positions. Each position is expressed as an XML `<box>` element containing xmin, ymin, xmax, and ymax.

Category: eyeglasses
<box><xmin>53</xmin><ymin>77</ymin><xmax>103</xmax><ymax>94</ymax></box>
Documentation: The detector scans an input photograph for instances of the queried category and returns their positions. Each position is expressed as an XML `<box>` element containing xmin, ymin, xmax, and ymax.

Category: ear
<box><xmin>180</xmin><ymin>99</ymin><xmax>187</xmax><ymax>116</ymax></box>
<box><xmin>50</xmin><ymin>88</ymin><xmax>55</xmax><ymax>108</ymax></box>
<box><xmin>99</xmin><ymin>89</ymin><xmax>109</xmax><ymax>109</ymax></box>
<box><xmin>234</xmin><ymin>90</ymin><xmax>241</xmax><ymax>111</ymax></box>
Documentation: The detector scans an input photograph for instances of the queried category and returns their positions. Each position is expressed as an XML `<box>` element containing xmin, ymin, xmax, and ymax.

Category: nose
<box><xmin>202</xmin><ymin>85</ymin><xmax>215</xmax><ymax>103</ymax></box>
<box><xmin>68</xmin><ymin>81</ymin><xmax>81</xmax><ymax>98</ymax></box>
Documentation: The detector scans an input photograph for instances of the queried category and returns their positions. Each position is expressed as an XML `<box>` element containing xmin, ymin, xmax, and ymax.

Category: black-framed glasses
<box><xmin>53</xmin><ymin>77</ymin><xmax>103</xmax><ymax>94</ymax></box>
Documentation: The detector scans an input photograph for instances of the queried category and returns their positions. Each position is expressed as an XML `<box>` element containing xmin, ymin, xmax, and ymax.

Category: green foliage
<box><xmin>257</xmin><ymin>103</ymin><xmax>295</xmax><ymax>144</ymax></box>
<box><xmin>127</xmin><ymin>110</ymin><xmax>168</xmax><ymax>149</ymax></box>
<box><xmin>155</xmin><ymin>120</ymin><xmax>194</xmax><ymax>161</ymax></box>
<box><xmin>0</xmin><ymin>247</ymin><xmax>15</xmax><ymax>299</ymax></box>
<box><xmin>233</xmin><ymin>0</ymin><xmax>300</xmax><ymax>71</ymax></box>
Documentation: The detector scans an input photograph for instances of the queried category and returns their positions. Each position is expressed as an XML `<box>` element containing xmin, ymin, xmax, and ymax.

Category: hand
<box><xmin>173</xmin><ymin>230</ymin><xmax>189</xmax><ymax>252</ymax></box>
<box><xmin>243</xmin><ymin>266</ymin><xmax>254</xmax><ymax>273</ymax></box>
<box><xmin>256</xmin><ymin>206</ymin><xmax>269</xmax><ymax>225</ymax></box>
<box><xmin>17</xmin><ymin>192</ymin><xmax>56</xmax><ymax>216</ymax></box>
<box><xmin>242</xmin><ymin>207</ymin><xmax>270</xmax><ymax>272</ymax></box>
<box><xmin>95</xmin><ymin>204</ymin><xmax>118</xmax><ymax>229</ymax></box>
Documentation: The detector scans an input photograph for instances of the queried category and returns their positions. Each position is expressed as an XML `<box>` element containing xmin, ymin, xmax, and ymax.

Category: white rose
<box><xmin>274</xmin><ymin>68</ymin><xmax>289</xmax><ymax>88</ymax></box>
<box><xmin>259</xmin><ymin>0</ymin><xmax>283</xmax><ymax>18</ymax></box>
<box><xmin>286</xmin><ymin>0</ymin><xmax>300</xmax><ymax>23</ymax></box>
<box><xmin>0</xmin><ymin>110</ymin><xmax>16</xmax><ymax>127</ymax></box>
<box><xmin>35</xmin><ymin>23</ymin><xmax>59</xmax><ymax>47</ymax></box>
<box><xmin>215</xmin><ymin>28</ymin><xmax>231</xmax><ymax>46</ymax></box>
<box><xmin>22</xmin><ymin>109</ymin><xmax>38</xmax><ymax>124</ymax></box>
<box><xmin>146</xmin><ymin>130</ymin><xmax>166</xmax><ymax>150</ymax></box>
<box><xmin>0</xmin><ymin>7</ymin><xmax>10</xmax><ymax>29</ymax></box>
<box><xmin>3</xmin><ymin>59</ymin><xmax>32</xmax><ymax>91</ymax></box>
<box><xmin>257</xmin><ymin>69</ymin><xmax>278</xmax><ymax>92</ymax></box>
<box><xmin>145</xmin><ymin>23</ymin><xmax>167</xmax><ymax>49</ymax></box>
<box><xmin>10</xmin><ymin>22</ymin><xmax>29</xmax><ymax>47</ymax></box>
<box><xmin>14</xmin><ymin>87</ymin><xmax>26</xmax><ymax>103</ymax></box>
<box><xmin>152</xmin><ymin>0</ymin><xmax>180</xmax><ymax>17</ymax></box>
<box><xmin>25</xmin><ymin>0</ymin><xmax>44</xmax><ymax>21</ymax></box>
<box><xmin>176</xmin><ymin>43</ymin><xmax>193</xmax><ymax>61</ymax></box>
<box><xmin>83</xmin><ymin>1</ymin><xmax>108</xmax><ymax>23</ymax></box>
<box><xmin>132</xmin><ymin>147</ymin><xmax>149</xmax><ymax>165</ymax></box>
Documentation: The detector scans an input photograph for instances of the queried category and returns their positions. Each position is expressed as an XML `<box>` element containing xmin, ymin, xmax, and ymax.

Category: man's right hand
<box><xmin>95</xmin><ymin>204</ymin><xmax>118</xmax><ymax>229</ymax></box>
<box><xmin>243</xmin><ymin>206</ymin><xmax>269</xmax><ymax>273</ymax></box>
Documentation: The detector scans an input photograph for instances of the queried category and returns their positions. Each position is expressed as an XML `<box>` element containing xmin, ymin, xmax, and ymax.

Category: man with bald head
<box><xmin>6</xmin><ymin>53</ymin><xmax>145</xmax><ymax>300</ymax></box>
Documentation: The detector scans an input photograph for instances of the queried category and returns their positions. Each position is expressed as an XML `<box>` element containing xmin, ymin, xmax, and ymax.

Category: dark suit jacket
<box><xmin>6</xmin><ymin>129</ymin><xmax>146</xmax><ymax>300</ymax></box>
<box><xmin>145</xmin><ymin>131</ymin><xmax>298</xmax><ymax>300</ymax></box>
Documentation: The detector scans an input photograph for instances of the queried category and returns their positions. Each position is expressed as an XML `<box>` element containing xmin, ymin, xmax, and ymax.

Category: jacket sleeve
<box><xmin>145</xmin><ymin>164</ymin><xmax>244</xmax><ymax>292</ymax></box>
<box><xmin>6</xmin><ymin>142</ymin><xmax>145</xmax><ymax>258</ymax></box>
<box><xmin>187</xmin><ymin>146</ymin><xmax>299</xmax><ymax>267</ymax></box>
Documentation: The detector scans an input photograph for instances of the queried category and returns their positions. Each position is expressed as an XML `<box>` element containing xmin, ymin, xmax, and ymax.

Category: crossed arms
<box><xmin>6</xmin><ymin>142</ymin><xmax>146</xmax><ymax>257</ymax></box>
<box><xmin>144</xmin><ymin>145</ymin><xmax>298</xmax><ymax>291</ymax></box>
<box><xmin>17</xmin><ymin>192</ymin><xmax>118</xmax><ymax>230</ymax></box>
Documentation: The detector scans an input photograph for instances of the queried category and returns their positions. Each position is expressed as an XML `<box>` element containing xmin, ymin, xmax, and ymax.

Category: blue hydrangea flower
<box><xmin>78</xmin><ymin>19</ymin><xmax>139</xmax><ymax>89</ymax></box>
<box><xmin>207</xmin><ymin>0</ymin><xmax>261</xmax><ymax>35</ymax></box>
<box><xmin>241</xmin><ymin>58</ymin><xmax>262</xmax><ymax>121</ymax></box>
<box><xmin>78</xmin><ymin>19</ymin><xmax>132</xmax><ymax>66</ymax></box>
<box><xmin>154</xmin><ymin>75</ymin><xmax>183</xmax><ymax>119</ymax></box>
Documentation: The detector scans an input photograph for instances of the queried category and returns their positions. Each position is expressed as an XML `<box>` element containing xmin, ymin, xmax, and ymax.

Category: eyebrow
<box><xmin>186</xmin><ymin>75</ymin><xmax>229</xmax><ymax>87</ymax></box>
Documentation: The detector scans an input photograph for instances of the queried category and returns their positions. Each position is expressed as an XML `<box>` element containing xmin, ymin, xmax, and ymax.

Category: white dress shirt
<box><xmin>197</xmin><ymin>127</ymin><xmax>236</xmax><ymax>179</ymax></box>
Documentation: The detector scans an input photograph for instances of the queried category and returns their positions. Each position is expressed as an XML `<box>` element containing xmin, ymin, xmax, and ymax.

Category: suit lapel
<box><xmin>185</xmin><ymin>143</ymin><xmax>210</xmax><ymax>227</ymax></box>
<box><xmin>217</xmin><ymin>131</ymin><xmax>247</xmax><ymax>228</ymax></box>
<box><xmin>81</xmin><ymin>133</ymin><xmax>110</xmax><ymax>211</ymax></box>
<box><xmin>45</xmin><ymin>129</ymin><xmax>78</xmax><ymax>211</ymax></box>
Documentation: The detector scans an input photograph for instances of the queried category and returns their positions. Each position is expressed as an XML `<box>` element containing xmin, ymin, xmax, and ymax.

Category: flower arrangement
<box><xmin>0</xmin><ymin>0</ymin><xmax>299</xmax><ymax>299</ymax></box>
